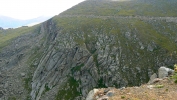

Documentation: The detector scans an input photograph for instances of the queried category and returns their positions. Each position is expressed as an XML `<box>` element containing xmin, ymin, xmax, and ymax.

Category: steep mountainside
<box><xmin>0</xmin><ymin>0</ymin><xmax>177</xmax><ymax>100</ymax></box>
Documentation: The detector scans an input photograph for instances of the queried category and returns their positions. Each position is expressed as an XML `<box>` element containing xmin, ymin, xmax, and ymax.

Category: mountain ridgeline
<box><xmin>0</xmin><ymin>0</ymin><xmax>177</xmax><ymax>100</ymax></box>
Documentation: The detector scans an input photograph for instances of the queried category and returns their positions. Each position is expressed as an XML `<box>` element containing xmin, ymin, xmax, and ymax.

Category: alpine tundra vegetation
<box><xmin>0</xmin><ymin>0</ymin><xmax>177</xmax><ymax>100</ymax></box>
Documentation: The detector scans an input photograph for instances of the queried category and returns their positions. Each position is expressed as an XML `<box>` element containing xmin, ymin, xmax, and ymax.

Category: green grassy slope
<box><xmin>61</xmin><ymin>0</ymin><xmax>177</xmax><ymax>17</ymax></box>
<box><xmin>53</xmin><ymin>16</ymin><xmax>177</xmax><ymax>52</ymax></box>
<box><xmin>0</xmin><ymin>25</ymin><xmax>40</xmax><ymax>51</ymax></box>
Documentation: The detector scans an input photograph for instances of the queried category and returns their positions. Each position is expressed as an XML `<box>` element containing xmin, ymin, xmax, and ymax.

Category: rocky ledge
<box><xmin>86</xmin><ymin>66</ymin><xmax>177</xmax><ymax>100</ymax></box>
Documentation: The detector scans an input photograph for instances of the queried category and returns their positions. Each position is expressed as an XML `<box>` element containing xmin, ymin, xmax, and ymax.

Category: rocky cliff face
<box><xmin>0</xmin><ymin>25</ymin><xmax>44</xmax><ymax>99</ymax></box>
<box><xmin>0</xmin><ymin>0</ymin><xmax>177</xmax><ymax>100</ymax></box>
<box><xmin>31</xmin><ymin>15</ymin><xmax>177</xmax><ymax>100</ymax></box>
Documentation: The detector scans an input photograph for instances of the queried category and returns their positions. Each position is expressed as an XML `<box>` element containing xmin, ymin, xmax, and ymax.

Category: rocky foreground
<box><xmin>86</xmin><ymin>67</ymin><xmax>177</xmax><ymax>100</ymax></box>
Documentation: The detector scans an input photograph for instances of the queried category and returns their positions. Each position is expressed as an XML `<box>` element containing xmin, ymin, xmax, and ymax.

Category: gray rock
<box><xmin>104</xmin><ymin>88</ymin><xmax>110</xmax><ymax>94</ymax></box>
<box><xmin>147</xmin><ymin>44</ymin><xmax>153</xmax><ymax>51</ymax></box>
<box><xmin>20</xmin><ymin>73</ymin><xmax>26</xmax><ymax>77</ymax></box>
<box><xmin>158</xmin><ymin>66</ymin><xmax>174</xmax><ymax>78</ymax></box>
<box><xmin>139</xmin><ymin>42</ymin><xmax>144</xmax><ymax>50</ymax></box>
<box><xmin>148</xmin><ymin>73</ymin><xmax>157</xmax><ymax>84</ymax></box>
<box><xmin>140</xmin><ymin>46</ymin><xmax>145</xmax><ymax>50</ymax></box>
<box><xmin>106</xmin><ymin>91</ymin><xmax>114</xmax><ymax>97</ymax></box>
<box><xmin>4</xmin><ymin>83</ymin><xmax>8</xmax><ymax>88</ymax></box>
<box><xmin>125</xmin><ymin>32</ymin><xmax>131</xmax><ymax>39</ymax></box>
<box><xmin>0</xmin><ymin>91</ymin><xmax>4</xmax><ymax>98</ymax></box>
<box><xmin>86</xmin><ymin>89</ymin><xmax>99</xmax><ymax>100</ymax></box>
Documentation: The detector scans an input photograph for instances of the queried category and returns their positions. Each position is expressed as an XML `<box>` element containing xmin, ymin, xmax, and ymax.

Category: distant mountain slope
<box><xmin>0</xmin><ymin>15</ymin><xmax>52</xmax><ymax>28</ymax></box>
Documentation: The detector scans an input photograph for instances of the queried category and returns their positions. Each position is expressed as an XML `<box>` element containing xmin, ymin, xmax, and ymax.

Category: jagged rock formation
<box><xmin>0</xmin><ymin>0</ymin><xmax>177</xmax><ymax>100</ymax></box>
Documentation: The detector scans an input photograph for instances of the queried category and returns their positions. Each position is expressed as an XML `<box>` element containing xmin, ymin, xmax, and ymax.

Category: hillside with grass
<box><xmin>0</xmin><ymin>0</ymin><xmax>177</xmax><ymax>100</ymax></box>
<box><xmin>0</xmin><ymin>25</ymin><xmax>40</xmax><ymax>51</ymax></box>
<box><xmin>61</xmin><ymin>0</ymin><xmax>177</xmax><ymax>17</ymax></box>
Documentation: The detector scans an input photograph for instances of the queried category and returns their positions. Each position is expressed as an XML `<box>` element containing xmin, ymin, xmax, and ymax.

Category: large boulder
<box><xmin>158</xmin><ymin>66</ymin><xmax>174</xmax><ymax>78</ymax></box>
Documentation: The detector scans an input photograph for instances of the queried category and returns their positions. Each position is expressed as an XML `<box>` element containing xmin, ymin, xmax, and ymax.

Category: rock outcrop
<box><xmin>148</xmin><ymin>66</ymin><xmax>174</xmax><ymax>84</ymax></box>
<box><xmin>86</xmin><ymin>66</ymin><xmax>176</xmax><ymax>100</ymax></box>
<box><xmin>86</xmin><ymin>89</ymin><xmax>99</xmax><ymax>100</ymax></box>
<box><xmin>86</xmin><ymin>77</ymin><xmax>177</xmax><ymax>100</ymax></box>
<box><xmin>86</xmin><ymin>88</ymin><xmax>116</xmax><ymax>100</ymax></box>
<box><xmin>158</xmin><ymin>67</ymin><xmax>174</xmax><ymax>78</ymax></box>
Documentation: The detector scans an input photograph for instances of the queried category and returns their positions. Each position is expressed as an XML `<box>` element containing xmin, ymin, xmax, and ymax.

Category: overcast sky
<box><xmin>0</xmin><ymin>0</ymin><xmax>85</xmax><ymax>20</ymax></box>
